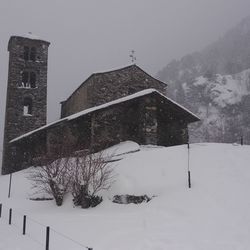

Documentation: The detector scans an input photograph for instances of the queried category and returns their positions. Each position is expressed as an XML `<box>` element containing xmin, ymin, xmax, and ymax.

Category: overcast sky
<box><xmin>0</xmin><ymin>0</ymin><xmax>250</xmax><ymax>160</ymax></box>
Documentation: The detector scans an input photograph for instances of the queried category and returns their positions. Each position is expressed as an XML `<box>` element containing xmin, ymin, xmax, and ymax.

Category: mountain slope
<box><xmin>157</xmin><ymin>16</ymin><xmax>250</xmax><ymax>143</ymax></box>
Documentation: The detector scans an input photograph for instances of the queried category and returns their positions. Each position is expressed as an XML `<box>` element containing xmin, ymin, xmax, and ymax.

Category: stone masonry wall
<box><xmin>11</xmin><ymin>93</ymin><xmax>191</xmax><ymax>170</ymax></box>
<box><xmin>2</xmin><ymin>36</ymin><xmax>50</xmax><ymax>174</ymax></box>
<box><xmin>61</xmin><ymin>65</ymin><xmax>167</xmax><ymax>118</ymax></box>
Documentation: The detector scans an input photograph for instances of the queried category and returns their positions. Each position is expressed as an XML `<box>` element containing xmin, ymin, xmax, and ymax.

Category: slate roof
<box><xmin>61</xmin><ymin>64</ymin><xmax>167</xmax><ymax>104</ymax></box>
<box><xmin>10</xmin><ymin>89</ymin><xmax>199</xmax><ymax>143</ymax></box>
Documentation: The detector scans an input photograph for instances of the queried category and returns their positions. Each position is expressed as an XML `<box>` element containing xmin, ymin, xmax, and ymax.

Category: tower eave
<box><xmin>8</xmin><ymin>35</ymin><xmax>50</xmax><ymax>51</ymax></box>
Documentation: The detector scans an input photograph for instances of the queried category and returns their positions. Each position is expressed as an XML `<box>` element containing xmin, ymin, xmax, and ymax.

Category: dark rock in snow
<box><xmin>112</xmin><ymin>194</ymin><xmax>151</xmax><ymax>204</ymax></box>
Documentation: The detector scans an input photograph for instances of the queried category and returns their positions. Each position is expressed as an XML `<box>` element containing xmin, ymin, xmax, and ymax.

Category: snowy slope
<box><xmin>191</xmin><ymin>69</ymin><xmax>250</xmax><ymax>107</ymax></box>
<box><xmin>0</xmin><ymin>142</ymin><xmax>250</xmax><ymax>249</ymax></box>
<box><xmin>181</xmin><ymin>69</ymin><xmax>250</xmax><ymax>144</ymax></box>
<box><xmin>157</xmin><ymin>16</ymin><xmax>250</xmax><ymax>144</ymax></box>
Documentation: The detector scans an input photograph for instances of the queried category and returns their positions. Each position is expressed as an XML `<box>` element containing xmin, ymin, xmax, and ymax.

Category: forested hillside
<box><xmin>157</xmin><ymin>16</ymin><xmax>250</xmax><ymax>143</ymax></box>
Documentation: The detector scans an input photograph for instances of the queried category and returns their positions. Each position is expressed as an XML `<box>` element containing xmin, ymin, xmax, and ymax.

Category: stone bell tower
<box><xmin>2</xmin><ymin>35</ymin><xmax>50</xmax><ymax>174</ymax></box>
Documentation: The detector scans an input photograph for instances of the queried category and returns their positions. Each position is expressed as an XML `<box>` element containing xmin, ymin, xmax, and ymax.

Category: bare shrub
<box><xmin>28</xmin><ymin>147</ymin><xmax>115</xmax><ymax>208</ymax></box>
<box><xmin>28</xmin><ymin>155</ymin><xmax>72</xmax><ymax>206</ymax></box>
<box><xmin>70</xmin><ymin>150</ymin><xmax>114</xmax><ymax>208</ymax></box>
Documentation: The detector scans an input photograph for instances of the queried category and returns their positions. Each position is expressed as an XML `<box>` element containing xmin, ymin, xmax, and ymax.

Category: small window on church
<box><xmin>23</xmin><ymin>97</ymin><xmax>32</xmax><ymax>116</ymax></box>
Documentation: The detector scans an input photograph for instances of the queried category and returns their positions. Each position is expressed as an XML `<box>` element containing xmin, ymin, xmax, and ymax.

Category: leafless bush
<box><xmin>70</xmin><ymin>150</ymin><xmax>115</xmax><ymax>208</ymax></box>
<box><xmin>28</xmin><ymin>155</ymin><xmax>72</xmax><ymax>206</ymax></box>
<box><xmin>28</xmin><ymin>148</ymin><xmax>115</xmax><ymax>208</ymax></box>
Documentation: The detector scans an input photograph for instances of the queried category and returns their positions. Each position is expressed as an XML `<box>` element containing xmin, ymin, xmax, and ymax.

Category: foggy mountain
<box><xmin>157</xmin><ymin>16</ymin><xmax>250</xmax><ymax>144</ymax></box>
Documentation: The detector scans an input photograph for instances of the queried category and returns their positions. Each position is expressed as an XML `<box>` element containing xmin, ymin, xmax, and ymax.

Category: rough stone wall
<box><xmin>2</xmin><ymin>36</ymin><xmax>49</xmax><ymax>174</ymax></box>
<box><xmin>11</xmin><ymin>94</ymin><xmax>191</xmax><ymax>170</ymax></box>
<box><xmin>157</xmin><ymin>107</ymin><xmax>188</xmax><ymax>146</ymax></box>
<box><xmin>61</xmin><ymin>77</ymin><xmax>92</xmax><ymax>118</ymax></box>
<box><xmin>63</xmin><ymin>94</ymin><xmax>188</xmax><ymax>151</ymax></box>
<box><xmin>139</xmin><ymin>97</ymin><xmax>158</xmax><ymax>145</ymax></box>
<box><xmin>90</xmin><ymin>99</ymin><xmax>146</xmax><ymax>151</ymax></box>
<box><xmin>61</xmin><ymin>65</ymin><xmax>167</xmax><ymax>118</ymax></box>
<box><xmin>91</xmin><ymin>106</ymin><xmax>129</xmax><ymax>151</ymax></box>
<box><xmin>157</xmin><ymin>120</ymin><xmax>188</xmax><ymax>146</ymax></box>
<box><xmin>13</xmin><ymin>133</ymin><xmax>47</xmax><ymax>171</ymax></box>
<box><xmin>68</xmin><ymin>117</ymin><xmax>92</xmax><ymax>150</ymax></box>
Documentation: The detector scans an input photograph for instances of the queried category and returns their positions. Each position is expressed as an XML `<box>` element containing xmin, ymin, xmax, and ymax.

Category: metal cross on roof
<box><xmin>129</xmin><ymin>50</ymin><xmax>136</xmax><ymax>64</ymax></box>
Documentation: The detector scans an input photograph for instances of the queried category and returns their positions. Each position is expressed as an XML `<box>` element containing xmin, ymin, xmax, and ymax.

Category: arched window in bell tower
<box><xmin>30</xmin><ymin>72</ymin><xmax>36</xmax><ymax>88</ymax></box>
<box><xmin>23</xmin><ymin>97</ymin><xmax>32</xmax><ymax>116</ymax></box>
<box><xmin>22</xmin><ymin>71</ymin><xmax>29</xmax><ymax>87</ymax></box>
<box><xmin>23</xmin><ymin>46</ymin><xmax>37</xmax><ymax>61</ymax></box>
<box><xmin>21</xmin><ymin>71</ymin><xmax>37</xmax><ymax>88</ymax></box>
<box><xmin>24</xmin><ymin>46</ymin><xmax>29</xmax><ymax>60</ymax></box>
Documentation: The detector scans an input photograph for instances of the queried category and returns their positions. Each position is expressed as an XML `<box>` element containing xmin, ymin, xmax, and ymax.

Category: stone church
<box><xmin>1</xmin><ymin>35</ymin><xmax>199</xmax><ymax>174</ymax></box>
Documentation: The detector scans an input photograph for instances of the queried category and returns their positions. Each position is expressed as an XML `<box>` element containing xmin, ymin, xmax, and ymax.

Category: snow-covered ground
<box><xmin>0</xmin><ymin>142</ymin><xmax>250</xmax><ymax>250</ymax></box>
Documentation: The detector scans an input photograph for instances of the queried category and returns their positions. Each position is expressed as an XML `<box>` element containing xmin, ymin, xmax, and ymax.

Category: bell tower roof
<box><xmin>8</xmin><ymin>34</ymin><xmax>50</xmax><ymax>51</ymax></box>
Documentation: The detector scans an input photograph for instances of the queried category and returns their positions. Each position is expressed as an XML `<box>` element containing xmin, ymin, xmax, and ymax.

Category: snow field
<box><xmin>0</xmin><ymin>142</ymin><xmax>250</xmax><ymax>249</ymax></box>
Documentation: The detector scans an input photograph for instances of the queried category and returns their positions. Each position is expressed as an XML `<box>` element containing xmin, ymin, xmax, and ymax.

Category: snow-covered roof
<box><xmin>21</xmin><ymin>32</ymin><xmax>40</xmax><ymax>40</ymax></box>
<box><xmin>10</xmin><ymin>119</ymin><xmax>67</xmax><ymax>143</ymax></box>
<box><xmin>68</xmin><ymin>88</ymin><xmax>199</xmax><ymax>121</ymax></box>
<box><xmin>10</xmin><ymin>89</ymin><xmax>199</xmax><ymax>143</ymax></box>
<box><xmin>8</xmin><ymin>34</ymin><xmax>50</xmax><ymax>47</ymax></box>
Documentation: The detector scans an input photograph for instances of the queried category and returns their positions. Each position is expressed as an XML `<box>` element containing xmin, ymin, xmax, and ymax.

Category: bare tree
<box><xmin>70</xmin><ymin>150</ymin><xmax>115</xmax><ymax>208</ymax></box>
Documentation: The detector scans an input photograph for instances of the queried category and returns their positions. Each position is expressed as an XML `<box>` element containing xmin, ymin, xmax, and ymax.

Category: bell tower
<box><xmin>2</xmin><ymin>35</ymin><xmax>50</xmax><ymax>174</ymax></box>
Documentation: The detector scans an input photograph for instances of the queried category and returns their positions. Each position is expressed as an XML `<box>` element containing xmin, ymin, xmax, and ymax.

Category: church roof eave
<box><xmin>10</xmin><ymin>88</ymin><xmax>199</xmax><ymax>144</ymax></box>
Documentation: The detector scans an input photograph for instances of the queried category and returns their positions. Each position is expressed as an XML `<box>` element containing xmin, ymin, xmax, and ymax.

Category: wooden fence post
<box><xmin>46</xmin><ymin>226</ymin><xmax>50</xmax><ymax>250</ymax></box>
<box><xmin>23</xmin><ymin>215</ymin><xmax>26</xmax><ymax>235</ymax></box>
<box><xmin>9</xmin><ymin>208</ymin><xmax>12</xmax><ymax>225</ymax></box>
<box><xmin>188</xmin><ymin>170</ymin><xmax>191</xmax><ymax>188</ymax></box>
<box><xmin>8</xmin><ymin>174</ymin><xmax>12</xmax><ymax>198</ymax></box>
<box><xmin>187</xmin><ymin>143</ymin><xmax>191</xmax><ymax>189</ymax></box>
